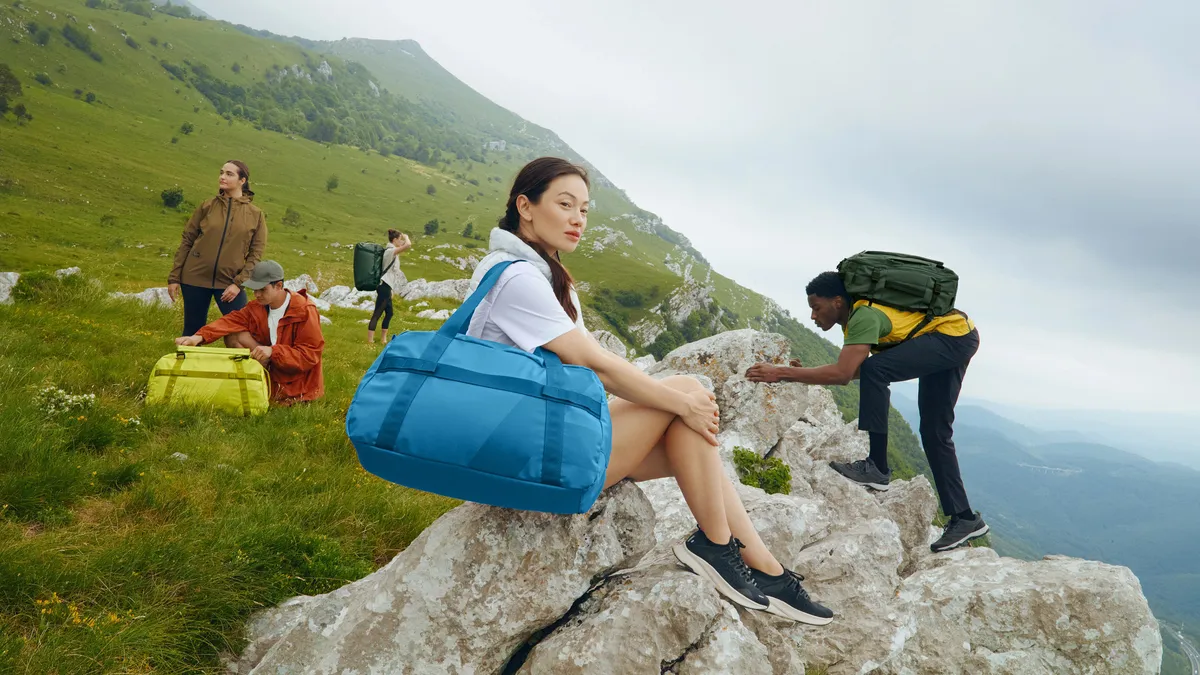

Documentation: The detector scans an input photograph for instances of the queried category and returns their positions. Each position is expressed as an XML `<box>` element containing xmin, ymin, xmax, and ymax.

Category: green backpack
<box><xmin>353</xmin><ymin>242</ymin><xmax>396</xmax><ymax>292</ymax></box>
<box><xmin>837</xmin><ymin>251</ymin><xmax>959</xmax><ymax>345</ymax></box>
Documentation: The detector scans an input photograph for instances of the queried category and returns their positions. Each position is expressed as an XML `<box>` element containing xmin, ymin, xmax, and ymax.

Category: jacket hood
<box><xmin>479</xmin><ymin>227</ymin><xmax>552</xmax><ymax>281</ymax></box>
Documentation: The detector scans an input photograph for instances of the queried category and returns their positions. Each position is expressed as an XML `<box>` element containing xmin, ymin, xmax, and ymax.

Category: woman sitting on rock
<box><xmin>465</xmin><ymin>157</ymin><xmax>834</xmax><ymax>625</ymax></box>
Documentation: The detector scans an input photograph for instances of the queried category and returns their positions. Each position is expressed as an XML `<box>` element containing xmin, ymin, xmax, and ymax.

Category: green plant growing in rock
<box><xmin>732</xmin><ymin>446</ymin><xmax>791</xmax><ymax>495</ymax></box>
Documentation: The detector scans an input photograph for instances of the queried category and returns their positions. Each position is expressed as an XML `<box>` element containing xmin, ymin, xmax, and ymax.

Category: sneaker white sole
<box><xmin>763</xmin><ymin>598</ymin><xmax>835</xmax><ymax>626</ymax></box>
<box><xmin>672</xmin><ymin>543</ymin><xmax>769</xmax><ymax>611</ymax></box>
<box><xmin>932</xmin><ymin>523</ymin><xmax>990</xmax><ymax>552</ymax></box>
<box><xmin>864</xmin><ymin>481</ymin><xmax>890</xmax><ymax>492</ymax></box>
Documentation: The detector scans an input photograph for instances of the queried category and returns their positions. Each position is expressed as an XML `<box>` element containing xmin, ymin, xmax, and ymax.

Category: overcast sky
<box><xmin>199</xmin><ymin>1</ymin><xmax>1199</xmax><ymax>415</ymax></box>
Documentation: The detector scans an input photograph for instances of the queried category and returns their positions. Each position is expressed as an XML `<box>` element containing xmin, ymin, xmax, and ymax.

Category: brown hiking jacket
<box><xmin>168</xmin><ymin>194</ymin><xmax>267</xmax><ymax>289</ymax></box>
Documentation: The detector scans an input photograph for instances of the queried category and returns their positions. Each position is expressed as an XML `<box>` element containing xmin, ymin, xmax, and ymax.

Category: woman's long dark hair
<box><xmin>499</xmin><ymin>157</ymin><xmax>589</xmax><ymax>322</ymax></box>
<box><xmin>221</xmin><ymin>159</ymin><xmax>254</xmax><ymax>197</ymax></box>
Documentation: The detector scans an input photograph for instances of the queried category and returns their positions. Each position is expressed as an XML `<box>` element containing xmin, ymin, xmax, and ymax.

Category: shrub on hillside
<box><xmin>34</xmin><ymin>28</ymin><xmax>50</xmax><ymax>45</ymax></box>
<box><xmin>325</xmin><ymin>175</ymin><xmax>338</xmax><ymax>192</ymax></box>
<box><xmin>0</xmin><ymin>97</ymin><xmax>8</xmax><ymax>116</ymax></box>
<box><xmin>148</xmin><ymin>36</ymin><xmax>158</xmax><ymax>46</ymax></box>
<box><xmin>231</xmin><ymin>62</ymin><xmax>240</xmax><ymax>73</ymax></box>
<box><xmin>461</xmin><ymin>222</ymin><xmax>473</xmax><ymax>238</ymax></box>
<box><xmin>125</xmin><ymin>35</ymin><xmax>139</xmax><ymax>49</ymax></box>
<box><xmin>85</xmin><ymin>91</ymin><xmax>96</xmax><ymax>103</ymax></box>
<box><xmin>61</xmin><ymin>24</ymin><xmax>101</xmax><ymax>62</ymax></box>
<box><xmin>13</xmin><ymin>102</ymin><xmax>30</xmax><ymax>121</ymax></box>
<box><xmin>11</xmin><ymin>270</ymin><xmax>87</xmax><ymax>304</ymax></box>
<box><xmin>423</xmin><ymin>219</ymin><xmax>439</xmax><ymax>236</ymax></box>
<box><xmin>160</xmin><ymin>186</ymin><xmax>183</xmax><ymax>208</ymax></box>
<box><xmin>179</xmin><ymin>121</ymin><xmax>194</xmax><ymax>135</ymax></box>
<box><xmin>282</xmin><ymin>207</ymin><xmax>301</xmax><ymax>227</ymax></box>
<box><xmin>85</xmin><ymin>0</ymin><xmax>104</xmax><ymax>7</ymax></box>
<box><xmin>34</xmin><ymin>72</ymin><xmax>51</xmax><ymax>86</ymax></box>
<box><xmin>0</xmin><ymin>64</ymin><xmax>22</xmax><ymax>100</ymax></box>
<box><xmin>732</xmin><ymin>447</ymin><xmax>792</xmax><ymax>495</ymax></box>
<box><xmin>426</xmin><ymin>184</ymin><xmax>437</xmax><ymax>196</ymax></box>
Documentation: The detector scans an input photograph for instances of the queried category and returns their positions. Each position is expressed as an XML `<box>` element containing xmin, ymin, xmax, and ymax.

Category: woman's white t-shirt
<box><xmin>466</xmin><ymin>263</ymin><xmax>587</xmax><ymax>352</ymax></box>
<box><xmin>381</xmin><ymin>245</ymin><xmax>407</xmax><ymax>291</ymax></box>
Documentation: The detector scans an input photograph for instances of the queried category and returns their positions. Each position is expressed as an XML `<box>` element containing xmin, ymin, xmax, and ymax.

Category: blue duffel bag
<box><xmin>345</xmin><ymin>260</ymin><xmax>613</xmax><ymax>514</ymax></box>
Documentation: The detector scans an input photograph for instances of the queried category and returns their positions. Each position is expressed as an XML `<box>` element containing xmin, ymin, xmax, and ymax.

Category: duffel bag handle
<box><xmin>413</xmin><ymin>260</ymin><xmax>522</xmax><ymax>366</ymax></box>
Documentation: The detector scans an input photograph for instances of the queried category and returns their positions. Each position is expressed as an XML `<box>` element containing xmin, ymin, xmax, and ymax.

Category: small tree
<box><xmin>231</xmin><ymin>62</ymin><xmax>240</xmax><ymax>73</ymax></box>
<box><xmin>34</xmin><ymin>28</ymin><xmax>50</xmax><ymax>45</ymax></box>
<box><xmin>13</xmin><ymin>103</ymin><xmax>29</xmax><ymax>121</ymax></box>
<box><xmin>34</xmin><ymin>72</ymin><xmax>51</xmax><ymax>86</ymax></box>
<box><xmin>179</xmin><ymin>121</ymin><xmax>194</xmax><ymax>135</ymax></box>
<box><xmin>282</xmin><ymin>207</ymin><xmax>301</xmax><ymax>227</ymax></box>
<box><xmin>423</xmin><ymin>219</ymin><xmax>439</xmax><ymax>236</ymax></box>
<box><xmin>160</xmin><ymin>186</ymin><xmax>183</xmax><ymax>208</ymax></box>
<box><xmin>0</xmin><ymin>97</ymin><xmax>8</xmax><ymax>116</ymax></box>
<box><xmin>85</xmin><ymin>92</ymin><xmax>96</xmax><ymax>103</ymax></box>
<box><xmin>325</xmin><ymin>174</ymin><xmax>338</xmax><ymax>192</ymax></box>
<box><xmin>125</xmin><ymin>35</ymin><xmax>139</xmax><ymax>49</ymax></box>
<box><xmin>0</xmin><ymin>64</ymin><xmax>21</xmax><ymax>101</ymax></box>
<box><xmin>425</xmin><ymin>184</ymin><xmax>436</xmax><ymax>196</ymax></box>
<box><xmin>461</xmin><ymin>222</ymin><xmax>473</xmax><ymax>238</ymax></box>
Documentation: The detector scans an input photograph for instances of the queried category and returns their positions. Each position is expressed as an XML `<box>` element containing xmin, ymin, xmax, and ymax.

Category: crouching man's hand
<box><xmin>250</xmin><ymin>345</ymin><xmax>273</xmax><ymax>366</ymax></box>
<box><xmin>175</xmin><ymin>335</ymin><xmax>203</xmax><ymax>347</ymax></box>
<box><xmin>745</xmin><ymin>363</ymin><xmax>785</xmax><ymax>383</ymax></box>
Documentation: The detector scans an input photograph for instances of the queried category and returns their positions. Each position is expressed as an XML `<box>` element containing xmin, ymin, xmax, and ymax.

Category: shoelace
<box><xmin>719</xmin><ymin>537</ymin><xmax>756</xmax><ymax>585</ymax></box>
<box><xmin>780</xmin><ymin>569</ymin><xmax>811</xmax><ymax>600</ymax></box>
<box><xmin>850</xmin><ymin>459</ymin><xmax>868</xmax><ymax>473</ymax></box>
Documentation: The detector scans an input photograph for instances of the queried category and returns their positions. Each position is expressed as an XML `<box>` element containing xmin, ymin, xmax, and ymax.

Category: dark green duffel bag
<box><xmin>353</xmin><ymin>242</ymin><xmax>394</xmax><ymax>292</ymax></box>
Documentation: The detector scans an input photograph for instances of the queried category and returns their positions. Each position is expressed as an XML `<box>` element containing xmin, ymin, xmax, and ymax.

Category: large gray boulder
<box><xmin>227</xmin><ymin>327</ymin><xmax>1162</xmax><ymax>675</ymax></box>
<box><xmin>238</xmin><ymin>482</ymin><xmax>655</xmax><ymax>674</ymax></box>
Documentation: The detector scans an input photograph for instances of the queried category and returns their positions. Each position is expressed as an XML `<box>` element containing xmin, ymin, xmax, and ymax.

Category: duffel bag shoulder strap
<box><xmin>374</xmin><ymin>260</ymin><xmax>523</xmax><ymax>449</ymax></box>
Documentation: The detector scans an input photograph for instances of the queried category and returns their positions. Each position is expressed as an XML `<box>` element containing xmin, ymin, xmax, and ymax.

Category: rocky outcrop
<box><xmin>0</xmin><ymin>272</ymin><xmax>19</xmax><ymax>304</ymax></box>
<box><xmin>397</xmin><ymin>278</ymin><xmax>471</xmax><ymax>302</ymax></box>
<box><xmin>231</xmin><ymin>328</ymin><xmax>1163</xmax><ymax>675</ymax></box>
<box><xmin>109</xmin><ymin>287</ymin><xmax>173</xmax><ymax>308</ymax></box>
<box><xmin>590</xmin><ymin>329</ymin><xmax>627</xmax><ymax>358</ymax></box>
<box><xmin>235</xmin><ymin>482</ymin><xmax>655</xmax><ymax>674</ymax></box>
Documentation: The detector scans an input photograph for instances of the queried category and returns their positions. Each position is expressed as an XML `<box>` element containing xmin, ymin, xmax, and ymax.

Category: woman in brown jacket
<box><xmin>167</xmin><ymin>160</ymin><xmax>268</xmax><ymax>340</ymax></box>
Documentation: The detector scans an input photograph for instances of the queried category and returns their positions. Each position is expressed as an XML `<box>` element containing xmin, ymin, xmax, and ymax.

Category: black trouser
<box><xmin>368</xmin><ymin>281</ymin><xmax>394</xmax><ymax>331</ymax></box>
<box><xmin>858</xmin><ymin>329</ymin><xmax>980</xmax><ymax>516</ymax></box>
<box><xmin>180</xmin><ymin>283</ymin><xmax>248</xmax><ymax>336</ymax></box>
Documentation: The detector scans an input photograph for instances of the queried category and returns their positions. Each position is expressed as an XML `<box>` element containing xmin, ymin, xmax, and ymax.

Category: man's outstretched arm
<box><xmin>745</xmin><ymin>344</ymin><xmax>871</xmax><ymax>386</ymax></box>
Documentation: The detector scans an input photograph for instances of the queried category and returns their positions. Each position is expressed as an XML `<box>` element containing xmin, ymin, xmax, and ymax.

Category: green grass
<box><xmin>0</xmin><ymin>273</ymin><xmax>458</xmax><ymax>672</ymax></box>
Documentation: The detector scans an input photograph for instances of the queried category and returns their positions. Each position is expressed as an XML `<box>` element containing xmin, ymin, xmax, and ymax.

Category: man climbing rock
<box><xmin>745</xmin><ymin>253</ymin><xmax>987</xmax><ymax>552</ymax></box>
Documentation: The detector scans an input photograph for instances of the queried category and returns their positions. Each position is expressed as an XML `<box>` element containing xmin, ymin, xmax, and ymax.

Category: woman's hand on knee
<box><xmin>680</xmin><ymin>387</ymin><xmax>720</xmax><ymax>446</ymax></box>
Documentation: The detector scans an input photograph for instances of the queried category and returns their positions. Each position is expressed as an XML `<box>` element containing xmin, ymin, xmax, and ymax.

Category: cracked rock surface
<box><xmin>232</xmin><ymin>329</ymin><xmax>1163</xmax><ymax>675</ymax></box>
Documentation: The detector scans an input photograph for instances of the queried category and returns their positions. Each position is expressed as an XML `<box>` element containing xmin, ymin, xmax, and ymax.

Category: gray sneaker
<box><xmin>828</xmin><ymin>458</ymin><xmax>891</xmax><ymax>491</ymax></box>
<box><xmin>931</xmin><ymin>513</ymin><xmax>989</xmax><ymax>552</ymax></box>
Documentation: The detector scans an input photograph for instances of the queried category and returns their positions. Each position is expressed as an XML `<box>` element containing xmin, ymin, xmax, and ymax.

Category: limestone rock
<box><xmin>0</xmin><ymin>272</ymin><xmax>18</xmax><ymax>304</ymax></box>
<box><xmin>678</xmin><ymin>604</ymin><xmax>773</xmax><ymax>675</ymax></box>
<box><xmin>649</xmin><ymin>330</ymin><xmax>811</xmax><ymax>456</ymax></box>
<box><xmin>590</xmin><ymin>329</ymin><xmax>627</xmax><ymax>358</ymax></box>
<box><xmin>283</xmin><ymin>274</ymin><xmax>318</xmax><ymax>295</ymax></box>
<box><xmin>397</xmin><ymin>277</ymin><xmax>471</xmax><ymax>302</ymax></box>
<box><xmin>875</xmin><ymin>555</ymin><xmax>1163</xmax><ymax>675</ymax></box>
<box><xmin>416</xmin><ymin>308</ymin><xmax>451</xmax><ymax>321</ymax></box>
<box><xmin>243</xmin><ymin>482</ymin><xmax>655</xmax><ymax>674</ymax></box>
<box><xmin>318</xmin><ymin>315</ymin><xmax>331</xmax><ymax>325</ymax></box>
<box><xmin>632</xmin><ymin>354</ymin><xmax>656</xmax><ymax>371</ymax></box>
<box><xmin>319</xmin><ymin>285</ymin><xmax>375</xmax><ymax>312</ymax></box>
<box><xmin>516</xmin><ymin>564</ymin><xmax>723</xmax><ymax>674</ymax></box>
<box><xmin>55</xmin><ymin>266</ymin><xmax>81</xmax><ymax>278</ymax></box>
<box><xmin>109</xmin><ymin>287</ymin><xmax>173</xmax><ymax>308</ymax></box>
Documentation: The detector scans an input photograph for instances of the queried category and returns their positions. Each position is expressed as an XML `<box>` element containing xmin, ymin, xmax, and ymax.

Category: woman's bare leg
<box><xmin>604</xmin><ymin>376</ymin><xmax>730</xmax><ymax>544</ymax></box>
<box><xmin>611</xmin><ymin>377</ymin><xmax>783</xmax><ymax>575</ymax></box>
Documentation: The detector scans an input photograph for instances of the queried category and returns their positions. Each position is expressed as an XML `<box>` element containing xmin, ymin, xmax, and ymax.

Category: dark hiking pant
<box><xmin>181</xmin><ymin>283</ymin><xmax>248</xmax><ymax>336</ymax></box>
<box><xmin>368</xmin><ymin>281</ymin><xmax>394</xmax><ymax>331</ymax></box>
<box><xmin>858</xmin><ymin>329</ymin><xmax>980</xmax><ymax>516</ymax></box>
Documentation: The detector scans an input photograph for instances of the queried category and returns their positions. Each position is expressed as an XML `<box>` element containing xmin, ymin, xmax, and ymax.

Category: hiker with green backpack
<box><xmin>358</xmin><ymin>229</ymin><xmax>412</xmax><ymax>345</ymax></box>
<box><xmin>745</xmin><ymin>252</ymin><xmax>987</xmax><ymax>552</ymax></box>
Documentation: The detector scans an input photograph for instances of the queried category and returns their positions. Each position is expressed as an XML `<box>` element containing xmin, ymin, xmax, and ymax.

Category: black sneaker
<box><xmin>930</xmin><ymin>512</ymin><xmax>989</xmax><ymax>552</ymax></box>
<box><xmin>750</xmin><ymin>567</ymin><xmax>834</xmax><ymax>626</ymax></box>
<box><xmin>673</xmin><ymin>530</ymin><xmax>769</xmax><ymax>610</ymax></box>
<box><xmin>829</xmin><ymin>458</ymin><xmax>891</xmax><ymax>491</ymax></box>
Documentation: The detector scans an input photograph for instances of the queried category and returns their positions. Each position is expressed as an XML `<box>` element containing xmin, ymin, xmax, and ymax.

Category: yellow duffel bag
<box><xmin>145</xmin><ymin>346</ymin><xmax>271</xmax><ymax>417</ymax></box>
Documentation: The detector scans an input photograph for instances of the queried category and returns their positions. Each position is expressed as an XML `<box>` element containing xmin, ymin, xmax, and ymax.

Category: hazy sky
<box><xmin>198</xmin><ymin>1</ymin><xmax>1199</xmax><ymax>415</ymax></box>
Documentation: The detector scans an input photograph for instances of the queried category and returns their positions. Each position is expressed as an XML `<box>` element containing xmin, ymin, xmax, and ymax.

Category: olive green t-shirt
<box><xmin>843</xmin><ymin>306</ymin><xmax>892</xmax><ymax>346</ymax></box>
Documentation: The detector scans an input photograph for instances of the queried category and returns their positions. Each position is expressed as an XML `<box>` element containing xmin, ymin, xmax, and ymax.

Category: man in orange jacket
<box><xmin>176</xmin><ymin>260</ymin><xmax>325</xmax><ymax>405</ymax></box>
